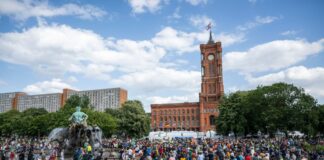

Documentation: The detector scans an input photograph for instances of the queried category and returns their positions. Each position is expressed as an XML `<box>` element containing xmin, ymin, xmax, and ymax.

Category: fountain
<box><xmin>47</xmin><ymin>106</ymin><xmax>103</xmax><ymax>156</ymax></box>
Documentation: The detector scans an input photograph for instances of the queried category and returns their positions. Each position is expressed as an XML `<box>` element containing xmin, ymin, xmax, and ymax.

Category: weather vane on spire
<box><xmin>206</xmin><ymin>22</ymin><xmax>214</xmax><ymax>44</ymax></box>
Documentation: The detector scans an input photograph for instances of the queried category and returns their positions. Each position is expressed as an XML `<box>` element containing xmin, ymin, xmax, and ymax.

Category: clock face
<box><xmin>208</xmin><ymin>54</ymin><xmax>214</xmax><ymax>61</ymax></box>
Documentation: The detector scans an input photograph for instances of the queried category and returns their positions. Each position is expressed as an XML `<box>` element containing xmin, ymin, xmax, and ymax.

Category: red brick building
<box><xmin>151</xmin><ymin>32</ymin><xmax>224</xmax><ymax>132</ymax></box>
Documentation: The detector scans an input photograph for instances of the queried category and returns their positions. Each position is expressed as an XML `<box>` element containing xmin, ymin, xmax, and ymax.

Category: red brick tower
<box><xmin>199</xmin><ymin>31</ymin><xmax>224</xmax><ymax>132</ymax></box>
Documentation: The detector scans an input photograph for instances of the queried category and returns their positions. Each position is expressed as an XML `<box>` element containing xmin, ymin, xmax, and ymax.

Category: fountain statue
<box><xmin>47</xmin><ymin>106</ymin><xmax>103</xmax><ymax>155</ymax></box>
<box><xmin>69</xmin><ymin>106</ymin><xmax>88</xmax><ymax>127</ymax></box>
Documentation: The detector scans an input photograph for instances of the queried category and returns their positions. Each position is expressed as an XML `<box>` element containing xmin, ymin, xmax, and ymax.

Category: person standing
<box><xmin>252</xmin><ymin>153</ymin><xmax>259</xmax><ymax>160</ymax></box>
<box><xmin>60</xmin><ymin>149</ymin><xmax>64</xmax><ymax>160</ymax></box>
<box><xmin>9</xmin><ymin>151</ymin><xmax>15</xmax><ymax>160</ymax></box>
<box><xmin>198</xmin><ymin>151</ymin><xmax>204</xmax><ymax>160</ymax></box>
<box><xmin>245</xmin><ymin>153</ymin><xmax>251</xmax><ymax>160</ymax></box>
<box><xmin>208</xmin><ymin>149</ymin><xmax>214</xmax><ymax>160</ymax></box>
<box><xmin>73</xmin><ymin>148</ymin><xmax>82</xmax><ymax>160</ymax></box>
<box><xmin>27</xmin><ymin>150</ymin><xmax>33</xmax><ymax>160</ymax></box>
<box><xmin>18</xmin><ymin>151</ymin><xmax>25</xmax><ymax>160</ymax></box>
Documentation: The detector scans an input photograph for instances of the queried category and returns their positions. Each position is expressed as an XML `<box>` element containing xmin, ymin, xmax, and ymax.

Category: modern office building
<box><xmin>0</xmin><ymin>88</ymin><xmax>127</xmax><ymax>112</ymax></box>
<box><xmin>151</xmin><ymin>31</ymin><xmax>224</xmax><ymax>132</ymax></box>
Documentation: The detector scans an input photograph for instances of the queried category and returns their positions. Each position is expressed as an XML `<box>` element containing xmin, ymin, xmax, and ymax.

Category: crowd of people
<box><xmin>0</xmin><ymin>136</ymin><xmax>323</xmax><ymax>160</ymax></box>
<box><xmin>112</xmin><ymin>137</ymin><xmax>323</xmax><ymax>160</ymax></box>
<box><xmin>0</xmin><ymin>137</ymin><xmax>62</xmax><ymax>160</ymax></box>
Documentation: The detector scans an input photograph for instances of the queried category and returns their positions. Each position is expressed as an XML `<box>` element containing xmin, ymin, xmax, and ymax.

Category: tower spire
<box><xmin>206</xmin><ymin>22</ymin><xmax>215</xmax><ymax>44</ymax></box>
<box><xmin>208</xmin><ymin>30</ymin><xmax>215</xmax><ymax>44</ymax></box>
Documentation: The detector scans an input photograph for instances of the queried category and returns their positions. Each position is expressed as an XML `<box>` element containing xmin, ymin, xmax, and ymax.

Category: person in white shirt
<box><xmin>198</xmin><ymin>151</ymin><xmax>204</xmax><ymax>160</ymax></box>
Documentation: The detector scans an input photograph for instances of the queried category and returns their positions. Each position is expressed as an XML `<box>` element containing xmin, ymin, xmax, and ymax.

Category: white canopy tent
<box><xmin>148</xmin><ymin>130</ymin><xmax>219</xmax><ymax>140</ymax></box>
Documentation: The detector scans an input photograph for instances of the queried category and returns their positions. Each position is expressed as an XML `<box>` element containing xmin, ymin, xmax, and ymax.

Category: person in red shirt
<box><xmin>245</xmin><ymin>153</ymin><xmax>252</xmax><ymax>160</ymax></box>
<box><xmin>9</xmin><ymin>151</ymin><xmax>15</xmax><ymax>160</ymax></box>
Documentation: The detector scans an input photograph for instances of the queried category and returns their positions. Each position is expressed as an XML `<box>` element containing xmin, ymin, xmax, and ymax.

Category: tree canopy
<box><xmin>217</xmin><ymin>82</ymin><xmax>321</xmax><ymax>136</ymax></box>
<box><xmin>0</xmin><ymin>95</ymin><xmax>117</xmax><ymax>137</ymax></box>
<box><xmin>0</xmin><ymin>96</ymin><xmax>149</xmax><ymax>138</ymax></box>
<box><xmin>106</xmin><ymin>100</ymin><xmax>150</xmax><ymax>138</ymax></box>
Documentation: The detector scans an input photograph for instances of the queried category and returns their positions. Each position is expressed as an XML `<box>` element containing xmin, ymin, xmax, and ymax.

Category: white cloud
<box><xmin>128</xmin><ymin>0</ymin><xmax>162</xmax><ymax>14</ymax></box>
<box><xmin>167</xmin><ymin>7</ymin><xmax>181</xmax><ymax>20</ymax></box>
<box><xmin>23</xmin><ymin>79</ymin><xmax>75</xmax><ymax>94</ymax></box>
<box><xmin>0</xmin><ymin>0</ymin><xmax>107</xmax><ymax>21</ymax></box>
<box><xmin>246</xmin><ymin>66</ymin><xmax>324</xmax><ymax>101</ymax></box>
<box><xmin>185</xmin><ymin>0</ymin><xmax>208</xmax><ymax>5</ymax></box>
<box><xmin>67</xmin><ymin>76</ymin><xmax>78</xmax><ymax>83</ymax></box>
<box><xmin>148</xmin><ymin>94</ymin><xmax>198</xmax><ymax>104</ymax></box>
<box><xmin>0</xmin><ymin>23</ymin><xmax>244</xmax><ymax>109</ymax></box>
<box><xmin>189</xmin><ymin>15</ymin><xmax>215</xmax><ymax>29</ymax></box>
<box><xmin>214</xmin><ymin>33</ymin><xmax>245</xmax><ymax>47</ymax></box>
<box><xmin>0</xmin><ymin>24</ymin><xmax>107</xmax><ymax>76</ymax></box>
<box><xmin>152</xmin><ymin>27</ymin><xmax>244</xmax><ymax>54</ymax></box>
<box><xmin>224</xmin><ymin>39</ymin><xmax>324</xmax><ymax>73</ymax></box>
<box><xmin>112</xmin><ymin>67</ymin><xmax>200</xmax><ymax>93</ymax></box>
<box><xmin>281</xmin><ymin>30</ymin><xmax>298</xmax><ymax>36</ymax></box>
<box><xmin>236</xmin><ymin>16</ymin><xmax>280</xmax><ymax>31</ymax></box>
<box><xmin>0</xmin><ymin>24</ymin><xmax>166</xmax><ymax>77</ymax></box>
<box><xmin>152</xmin><ymin>27</ymin><xmax>197</xmax><ymax>53</ymax></box>
<box><xmin>255</xmin><ymin>16</ymin><xmax>278</xmax><ymax>24</ymax></box>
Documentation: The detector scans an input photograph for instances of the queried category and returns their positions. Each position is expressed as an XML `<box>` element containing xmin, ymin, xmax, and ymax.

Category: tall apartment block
<box><xmin>17</xmin><ymin>93</ymin><xmax>63</xmax><ymax>112</ymax></box>
<box><xmin>62</xmin><ymin>88</ymin><xmax>128</xmax><ymax>112</ymax></box>
<box><xmin>0</xmin><ymin>92</ymin><xmax>26</xmax><ymax>112</ymax></box>
<box><xmin>0</xmin><ymin>88</ymin><xmax>127</xmax><ymax>113</ymax></box>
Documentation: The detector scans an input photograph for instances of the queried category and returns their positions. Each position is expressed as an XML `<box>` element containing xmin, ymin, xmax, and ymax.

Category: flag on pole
<box><xmin>206</xmin><ymin>22</ymin><xmax>212</xmax><ymax>30</ymax></box>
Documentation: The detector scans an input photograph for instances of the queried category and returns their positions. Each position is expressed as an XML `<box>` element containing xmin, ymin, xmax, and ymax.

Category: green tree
<box><xmin>16</xmin><ymin>108</ymin><xmax>49</xmax><ymax>136</ymax></box>
<box><xmin>217</xmin><ymin>83</ymin><xmax>319</xmax><ymax>136</ymax></box>
<box><xmin>23</xmin><ymin>108</ymin><xmax>48</xmax><ymax>116</ymax></box>
<box><xmin>0</xmin><ymin>95</ymin><xmax>118</xmax><ymax>137</ymax></box>
<box><xmin>64</xmin><ymin>95</ymin><xmax>81</xmax><ymax>108</ymax></box>
<box><xmin>64</xmin><ymin>94</ymin><xmax>91</xmax><ymax>108</ymax></box>
<box><xmin>0</xmin><ymin>110</ymin><xmax>21</xmax><ymax>136</ymax></box>
<box><xmin>216</xmin><ymin>91</ymin><xmax>248</xmax><ymax>136</ymax></box>
<box><xmin>316</xmin><ymin>104</ymin><xmax>324</xmax><ymax>134</ymax></box>
<box><xmin>86</xmin><ymin>110</ymin><xmax>117</xmax><ymax>137</ymax></box>
<box><xmin>106</xmin><ymin>100</ymin><xmax>150</xmax><ymax>138</ymax></box>
<box><xmin>259</xmin><ymin>83</ymin><xmax>318</xmax><ymax>135</ymax></box>
<box><xmin>80</xmin><ymin>95</ymin><xmax>91</xmax><ymax>108</ymax></box>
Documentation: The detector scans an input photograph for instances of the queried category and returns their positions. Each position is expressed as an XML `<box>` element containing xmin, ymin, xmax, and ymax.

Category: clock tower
<box><xmin>150</xmin><ymin>29</ymin><xmax>225</xmax><ymax>132</ymax></box>
<box><xmin>199</xmin><ymin>31</ymin><xmax>224</xmax><ymax>132</ymax></box>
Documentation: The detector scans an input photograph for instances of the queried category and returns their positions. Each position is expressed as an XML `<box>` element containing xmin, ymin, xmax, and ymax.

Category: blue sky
<box><xmin>0</xmin><ymin>0</ymin><xmax>323</xmax><ymax>112</ymax></box>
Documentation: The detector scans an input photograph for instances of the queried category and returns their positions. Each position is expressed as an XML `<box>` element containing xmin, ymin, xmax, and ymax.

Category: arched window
<box><xmin>202</xmin><ymin>67</ymin><xmax>205</xmax><ymax>76</ymax></box>
<box><xmin>210</xmin><ymin>115</ymin><xmax>216</xmax><ymax>125</ymax></box>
